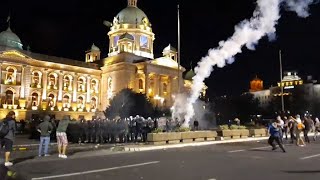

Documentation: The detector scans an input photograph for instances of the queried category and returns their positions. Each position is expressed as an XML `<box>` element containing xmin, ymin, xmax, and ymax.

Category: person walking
<box><xmin>37</xmin><ymin>115</ymin><xmax>53</xmax><ymax>157</ymax></box>
<box><xmin>0</xmin><ymin>111</ymin><xmax>16</xmax><ymax>167</ymax></box>
<box><xmin>303</xmin><ymin>117</ymin><xmax>311</xmax><ymax>143</ymax></box>
<box><xmin>295</xmin><ymin>115</ymin><xmax>306</xmax><ymax>147</ymax></box>
<box><xmin>56</xmin><ymin>115</ymin><xmax>71</xmax><ymax>159</ymax></box>
<box><xmin>288</xmin><ymin>116</ymin><xmax>296</xmax><ymax>144</ymax></box>
<box><xmin>314</xmin><ymin>117</ymin><xmax>320</xmax><ymax>141</ymax></box>
<box><xmin>268</xmin><ymin>119</ymin><xmax>286</xmax><ymax>153</ymax></box>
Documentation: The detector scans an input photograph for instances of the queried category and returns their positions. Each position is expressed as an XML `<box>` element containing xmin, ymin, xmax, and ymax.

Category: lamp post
<box><xmin>177</xmin><ymin>4</ymin><xmax>181</xmax><ymax>94</ymax></box>
<box><xmin>279</xmin><ymin>50</ymin><xmax>285</xmax><ymax>113</ymax></box>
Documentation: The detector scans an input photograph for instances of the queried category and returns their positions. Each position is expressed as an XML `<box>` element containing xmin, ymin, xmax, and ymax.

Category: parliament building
<box><xmin>0</xmin><ymin>0</ymin><xmax>206</xmax><ymax>121</ymax></box>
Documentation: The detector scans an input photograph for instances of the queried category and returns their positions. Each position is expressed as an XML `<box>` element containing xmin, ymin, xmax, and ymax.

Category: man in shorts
<box><xmin>1</xmin><ymin>111</ymin><xmax>16</xmax><ymax>166</ymax></box>
<box><xmin>56</xmin><ymin>115</ymin><xmax>71</xmax><ymax>159</ymax></box>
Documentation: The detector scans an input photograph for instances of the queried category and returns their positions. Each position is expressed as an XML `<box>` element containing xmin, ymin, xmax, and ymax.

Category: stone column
<box><xmin>23</xmin><ymin>66</ymin><xmax>32</xmax><ymax>100</ymax></box>
<box><xmin>58</xmin><ymin>71</ymin><xmax>63</xmax><ymax>101</ymax></box>
<box><xmin>86</xmin><ymin>75</ymin><xmax>91</xmax><ymax>103</ymax></box>
<box><xmin>154</xmin><ymin>74</ymin><xmax>160</xmax><ymax>96</ymax></box>
<box><xmin>42</xmin><ymin>70</ymin><xmax>48</xmax><ymax>100</ymax></box>
<box><xmin>20</xmin><ymin>66</ymin><xmax>25</xmax><ymax>99</ymax></box>
<box><xmin>145</xmin><ymin>73</ymin><xmax>149</xmax><ymax>96</ymax></box>
<box><xmin>73</xmin><ymin>74</ymin><xmax>78</xmax><ymax>102</ymax></box>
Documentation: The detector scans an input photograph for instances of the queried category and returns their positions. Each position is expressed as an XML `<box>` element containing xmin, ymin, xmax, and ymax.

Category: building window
<box><xmin>48</xmin><ymin>94</ymin><xmax>56</xmax><ymax>107</ymax></box>
<box><xmin>91</xmin><ymin>97</ymin><xmax>97</xmax><ymax>109</ymax></box>
<box><xmin>64</xmin><ymin>75</ymin><xmax>72</xmax><ymax>91</ymax></box>
<box><xmin>78</xmin><ymin>77</ymin><xmax>86</xmax><ymax>92</ymax></box>
<box><xmin>31</xmin><ymin>92</ymin><xmax>39</xmax><ymax>107</ymax></box>
<box><xmin>32</xmin><ymin>71</ymin><xmax>42</xmax><ymax>88</ymax></box>
<box><xmin>77</xmin><ymin>96</ymin><xmax>85</xmax><ymax>109</ymax></box>
<box><xmin>139</xmin><ymin>79</ymin><xmax>144</xmax><ymax>90</ymax></box>
<box><xmin>5</xmin><ymin>90</ymin><xmax>13</xmax><ymax>104</ymax></box>
<box><xmin>48</xmin><ymin>73</ymin><xmax>58</xmax><ymax>89</ymax></box>
<box><xmin>5</xmin><ymin>67</ymin><xmax>16</xmax><ymax>85</ymax></box>
<box><xmin>63</xmin><ymin>95</ymin><xmax>71</xmax><ymax>108</ymax></box>
<box><xmin>114</xmin><ymin>36</ymin><xmax>119</xmax><ymax>46</ymax></box>
<box><xmin>140</xmin><ymin>35</ymin><xmax>149</xmax><ymax>48</ymax></box>
<box><xmin>163</xmin><ymin>83</ymin><xmax>168</xmax><ymax>93</ymax></box>
<box><xmin>91</xmin><ymin>79</ymin><xmax>98</xmax><ymax>93</ymax></box>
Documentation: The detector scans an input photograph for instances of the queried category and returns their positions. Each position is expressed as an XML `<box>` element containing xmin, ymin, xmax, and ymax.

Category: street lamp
<box><xmin>279</xmin><ymin>50</ymin><xmax>285</xmax><ymax>113</ymax></box>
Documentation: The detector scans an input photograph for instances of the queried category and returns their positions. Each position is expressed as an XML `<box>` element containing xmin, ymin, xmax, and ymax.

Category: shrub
<box><xmin>175</xmin><ymin>127</ymin><xmax>191</xmax><ymax>132</ymax></box>
<box><xmin>151</xmin><ymin>128</ymin><xmax>163</xmax><ymax>133</ymax></box>
<box><xmin>219</xmin><ymin>125</ymin><xmax>229</xmax><ymax>130</ymax></box>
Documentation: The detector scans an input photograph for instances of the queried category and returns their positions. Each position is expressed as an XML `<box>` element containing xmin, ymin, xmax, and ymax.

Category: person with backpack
<box><xmin>37</xmin><ymin>115</ymin><xmax>53</xmax><ymax>157</ymax></box>
<box><xmin>0</xmin><ymin>111</ymin><xmax>16</xmax><ymax>167</ymax></box>
<box><xmin>268</xmin><ymin>119</ymin><xmax>286</xmax><ymax>153</ymax></box>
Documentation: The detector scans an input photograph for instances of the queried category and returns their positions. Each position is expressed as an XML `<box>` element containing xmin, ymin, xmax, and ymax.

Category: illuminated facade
<box><xmin>0</xmin><ymin>0</ymin><xmax>204</xmax><ymax>120</ymax></box>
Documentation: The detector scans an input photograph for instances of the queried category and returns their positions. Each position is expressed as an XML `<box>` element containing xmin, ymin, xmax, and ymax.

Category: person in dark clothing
<box><xmin>303</xmin><ymin>117</ymin><xmax>311</xmax><ymax>143</ymax></box>
<box><xmin>268</xmin><ymin>119</ymin><xmax>286</xmax><ymax>153</ymax></box>
<box><xmin>0</xmin><ymin>111</ymin><xmax>16</xmax><ymax>166</ymax></box>
<box><xmin>193</xmin><ymin>120</ymin><xmax>199</xmax><ymax>131</ymax></box>
<box><xmin>288</xmin><ymin>116</ymin><xmax>296</xmax><ymax>143</ymax></box>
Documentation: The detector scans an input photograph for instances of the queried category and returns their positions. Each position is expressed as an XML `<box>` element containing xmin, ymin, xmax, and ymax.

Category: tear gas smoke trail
<box><xmin>173</xmin><ymin>0</ymin><xmax>318</xmax><ymax>127</ymax></box>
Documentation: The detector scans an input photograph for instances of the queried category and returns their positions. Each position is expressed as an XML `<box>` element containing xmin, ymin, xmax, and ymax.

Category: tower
<box><xmin>163</xmin><ymin>44</ymin><xmax>177</xmax><ymax>61</ymax></box>
<box><xmin>85</xmin><ymin>44</ymin><xmax>101</xmax><ymax>63</ymax></box>
<box><xmin>128</xmin><ymin>0</ymin><xmax>137</xmax><ymax>7</ymax></box>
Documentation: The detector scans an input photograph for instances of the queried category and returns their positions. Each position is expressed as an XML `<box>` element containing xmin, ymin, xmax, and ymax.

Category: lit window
<box><xmin>63</xmin><ymin>95</ymin><xmax>71</xmax><ymax>108</ymax></box>
<box><xmin>78</xmin><ymin>77</ymin><xmax>86</xmax><ymax>92</ymax></box>
<box><xmin>140</xmin><ymin>35</ymin><xmax>149</xmax><ymax>48</ymax></box>
<box><xmin>5</xmin><ymin>90</ymin><xmax>13</xmax><ymax>104</ymax></box>
<box><xmin>31</xmin><ymin>93</ymin><xmax>39</xmax><ymax>107</ymax></box>
<box><xmin>5</xmin><ymin>68</ymin><xmax>16</xmax><ymax>85</ymax></box>
<box><xmin>139</xmin><ymin>79</ymin><xmax>144</xmax><ymax>90</ymax></box>
<box><xmin>48</xmin><ymin>94</ymin><xmax>56</xmax><ymax>107</ymax></box>
<box><xmin>91</xmin><ymin>97</ymin><xmax>97</xmax><ymax>109</ymax></box>
<box><xmin>163</xmin><ymin>83</ymin><xmax>168</xmax><ymax>93</ymax></box>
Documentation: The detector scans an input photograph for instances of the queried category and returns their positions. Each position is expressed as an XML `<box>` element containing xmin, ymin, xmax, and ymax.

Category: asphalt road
<box><xmin>10</xmin><ymin>139</ymin><xmax>320</xmax><ymax>180</ymax></box>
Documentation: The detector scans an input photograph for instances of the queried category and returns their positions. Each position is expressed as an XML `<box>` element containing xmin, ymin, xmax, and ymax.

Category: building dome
<box><xmin>116</xmin><ymin>6</ymin><xmax>150</xmax><ymax>26</ymax></box>
<box><xmin>185</xmin><ymin>69</ymin><xmax>196</xmax><ymax>81</ymax></box>
<box><xmin>91</xmin><ymin>43</ymin><xmax>100</xmax><ymax>51</ymax></box>
<box><xmin>0</xmin><ymin>27</ymin><xmax>23</xmax><ymax>49</ymax></box>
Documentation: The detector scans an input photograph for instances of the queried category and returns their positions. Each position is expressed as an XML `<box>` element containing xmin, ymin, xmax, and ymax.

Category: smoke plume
<box><xmin>173</xmin><ymin>0</ymin><xmax>317</xmax><ymax>127</ymax></box>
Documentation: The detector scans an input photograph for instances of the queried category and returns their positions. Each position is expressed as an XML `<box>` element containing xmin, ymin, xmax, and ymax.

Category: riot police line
<box><xmin>28</xmin><ymin>115</ymin><xmax>159</xmax><ymax>144</ymax></box>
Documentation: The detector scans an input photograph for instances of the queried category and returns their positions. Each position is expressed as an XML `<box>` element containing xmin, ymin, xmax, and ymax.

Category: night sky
<box><xmin>0</xmin><ymin>0</ymin><xmax>319</xmax><ymax>97</ymax></box>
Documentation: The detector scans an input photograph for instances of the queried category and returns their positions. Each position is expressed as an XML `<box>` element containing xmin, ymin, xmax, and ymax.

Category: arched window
<box><xmin>140</xmin><ymin>35</ymin><xmax>149</xmax><ymax>48</ymax></box>
<box><xmin>91</xmin><ymin>97</ymin><xmax>97</xmax><ymax>109</ymax></box>
<box><xmin>163</xmin><ymin>83</ymin><xmax>168</xmax><ymax>93</ymax></box>
<box><xmin>5</xmin><ymin>67</ymin><xmax>16</xmax><ymax>85</ymax></box>
<box><xmin>77</xmin><ymin>96</ymin><xmax>85</xmax><ymax>109</ymax></box>
<box><xmin>63</xmin><ymin>95</ymin><xmax>71</xmax><ymax>108</ymax></box>
<box><xmin>91</xmin><ymin>79</ymin><xmax>98</xmax><ymax>93</ymax></box>
<box><xmin>78</xmin><ymin>77</ymin><xmax>86</xmax><ymax>92</ymax></box>
<box><xmin>48</xmin><ymin>94</ymin><xmax>56</xmax><ymax>107</ymax></box>
<box><xmin>139</xmin><ymin>79</ymin><xmax>144</xmax><ymax>90</ymax></box>
<box><xmin>31</xmin><ymin>93</ymin><xmax>39</xmax><ymax>107</ymax></box>
<box><xmin>48</xmin><ymin>73</ymin><xmax>57</xmax><ymax>89</ymax></box>
<box><xmin>32</xmin><ymin>71</ymin><xmax>42</xmax><ymax>88</ymax></box>
<box><xmin>5</xmin><ymin>90</ymin><xmax>13</xmax><ymax>104</ymax></box>
<box><xmin>64</xmin><ymin>75</ymin><xmax>72</xmax><ymax>91</ymax></box>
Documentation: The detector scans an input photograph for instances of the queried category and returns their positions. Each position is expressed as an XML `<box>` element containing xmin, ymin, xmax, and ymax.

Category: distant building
<box><xmin>249</xmin><ymin>72</ymin><xmax>320</xmax><ymax>109</ymax></box>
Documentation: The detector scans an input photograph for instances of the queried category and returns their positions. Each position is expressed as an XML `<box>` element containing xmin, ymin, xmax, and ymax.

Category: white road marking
<box><xmin>31</xmin><ymin>161</ymin><xmax>160</xmax><ymax>180</ymax></box>
<box><xmin>300</xmin><ymin>154</ymin><xmax>320</xmax><ymax>160</ymax></box>
<box><xmin>250</xmin><ymin>146</ymin><xmax>270</xmax><ymax>150</ymax></box>
<box><xmin>228</xmin><ymin>149</ymin><xmax>245</xmax><ymax>153</ymax></box>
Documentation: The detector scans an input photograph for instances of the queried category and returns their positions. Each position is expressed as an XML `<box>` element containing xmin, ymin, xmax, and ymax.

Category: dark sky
<box><xmin>0</xmin><ymin>0</ymin><xmax>319</xmax><ymax>97</ymax></box>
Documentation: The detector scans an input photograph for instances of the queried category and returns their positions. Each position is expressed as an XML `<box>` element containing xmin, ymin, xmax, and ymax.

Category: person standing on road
<box><xmin>302</xmin><ymin>117</ymin><xmax>311</xmax><ymax>143</ymax></box>
<box><xmin>56</xmin><ymin>115</ymin><xmax>71</xmax><ymax>159</ymax></box>
<box><xmin>0</xmin><ymin>111</ymin><xmax>16</xmax><ymax>167</ymax></box>
<box><xmin>268</xmin><ymin>119</ymin><xmax>286</xmax><ymax>153</ymax></box>
<box><xmin>295</xmin><ymin>115</ymin><xmax>306</xmax><ymax>147</ymax></box>
<box><xmin>314</xmin><ymin>117</ymin><xmax>320</xmax><ymax>141</ymax></box>
<box><xmin>37</xmin><ymin>115</ymin><xmax>53</xmax><ymax>157</ymax></box>
<box><xmin>288</xmin><ymin>116</ymin><xmax>296</xmax><ymax>144</ymax></box>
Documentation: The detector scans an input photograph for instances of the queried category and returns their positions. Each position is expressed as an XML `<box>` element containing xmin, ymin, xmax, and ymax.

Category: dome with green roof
<box><xmin>0</xmin><ymin>27</ymin><xmax>23</xmax><ymax>50</ymax></box>
<box><xmin>115</xmin><ymin>0</ymin><xmax>150</xmax><ymax>26</ymax></box>
<box><xmin>91</xmin><ymin>43</ymin><xmax>100</xmax><ymax>51</ymax></box>
<box><xmin>185</xmin><ymin>69</ymin><xmax>196</xmax><ymax>81</ymax></box>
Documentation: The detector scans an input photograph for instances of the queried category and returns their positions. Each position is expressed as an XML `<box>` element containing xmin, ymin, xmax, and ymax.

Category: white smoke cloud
<box><xmin>173</xmin><ymin>0</ymin><xmax>317</xmax><ymax>127</ymax></box>
<box><xmin>285</xmin><ymin>0</ymin><xmax>318</xmax><ymax>18</ymax></box>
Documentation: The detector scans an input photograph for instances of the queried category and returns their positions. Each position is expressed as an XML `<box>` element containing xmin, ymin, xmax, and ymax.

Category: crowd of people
<box><xmin>267</xmin><ymin>114</ymin><xmax>320</xmax><ymax>152</ymax></box>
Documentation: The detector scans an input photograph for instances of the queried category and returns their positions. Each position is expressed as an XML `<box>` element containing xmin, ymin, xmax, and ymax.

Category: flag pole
<box><xmin>177</xmin><ymin>4</ymin><xmax>181</xmax><ymax>94</ymax></box>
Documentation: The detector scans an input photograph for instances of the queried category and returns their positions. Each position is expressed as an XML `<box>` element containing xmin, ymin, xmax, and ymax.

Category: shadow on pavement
<box><xmin>283</xmin><ymin>170</ymin><xmax>320</xmax><ymax>174</ymax></box>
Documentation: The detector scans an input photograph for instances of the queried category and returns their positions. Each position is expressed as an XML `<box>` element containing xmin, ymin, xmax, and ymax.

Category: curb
<box><xmin>124</xmin><ymin>137</ymin><xmax>269</xmax><ymax>152</ymax></box>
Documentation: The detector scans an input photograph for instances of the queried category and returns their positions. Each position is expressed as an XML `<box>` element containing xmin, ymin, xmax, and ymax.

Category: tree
<box><xmin>104</xmin><ymin>88</ymin><xmax>154</xmax><ymax>119</ymax></box>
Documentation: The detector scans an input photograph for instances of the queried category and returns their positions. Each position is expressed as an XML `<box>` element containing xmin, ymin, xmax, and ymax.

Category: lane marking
<box><xmin>31</xmin><ymin>161</ymin><xmax>160</xmax><ymax>180</ymax></box>
<box><xmin>250</xmin><ymin>146</ymin><xmax>270</xmax><ymax>150</ymax></box>
<box><xmin>228</xmin><ymin>149</ymin><xmax>245</xmax><ymax>153</ymax></box>
<box><xmin>300</xmin><ymin>154</ymin><xmax>320</xmax><ymax>160</ymax></box>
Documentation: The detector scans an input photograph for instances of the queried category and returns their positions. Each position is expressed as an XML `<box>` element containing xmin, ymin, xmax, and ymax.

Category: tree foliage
<box><xmin>104</xmin><ymin>88</ymin><xmax>170</xmax><ymax>119</ymax></box>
